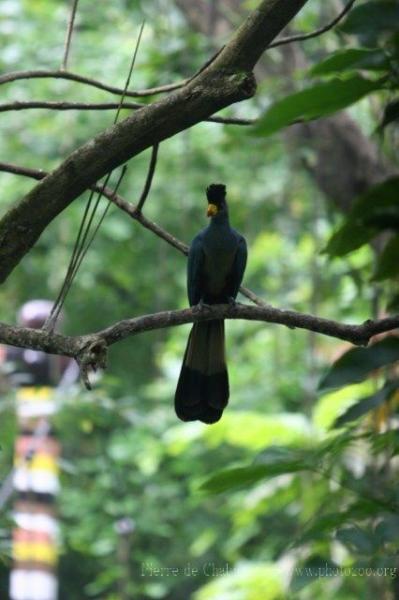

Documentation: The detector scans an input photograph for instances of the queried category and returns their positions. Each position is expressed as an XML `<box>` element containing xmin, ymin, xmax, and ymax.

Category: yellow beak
<box><xmin>207</xmin><ymin>203</ymin><xmax>218</xmax><ymax>217</ymax></box>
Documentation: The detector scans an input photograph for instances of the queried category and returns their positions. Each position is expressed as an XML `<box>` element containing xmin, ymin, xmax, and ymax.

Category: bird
<box><xmin>175</xmin><ymin>183</ymin><xmax>247</xmax><ymax>424</ymax></box>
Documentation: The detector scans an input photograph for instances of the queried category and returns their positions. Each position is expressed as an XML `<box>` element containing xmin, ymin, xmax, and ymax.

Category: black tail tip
<box><xmin>174</xmin><ymin>367</ymin><xmax>229</xmax><ymax>424</ymax></box>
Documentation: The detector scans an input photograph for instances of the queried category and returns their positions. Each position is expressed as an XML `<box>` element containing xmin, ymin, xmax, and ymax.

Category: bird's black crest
<box><xmin>206</xmin><ymin>183</ymin><xmax>226</xmax><ymax>204</ymax></box>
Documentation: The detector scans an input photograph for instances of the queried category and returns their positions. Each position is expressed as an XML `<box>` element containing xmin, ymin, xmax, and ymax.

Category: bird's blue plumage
<box><xmin>175</xmin><ymin>186</ymin><xmax>247</xmax><ymax>424</ymax></box>
<box><xmin>187</xmin><ymin>219</ymin><xmax>247</xmax><ymax>305</ymax></box>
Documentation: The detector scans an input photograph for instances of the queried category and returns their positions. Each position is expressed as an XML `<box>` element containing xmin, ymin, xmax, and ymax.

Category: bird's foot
<box><xmin>195</xmin><ymin>299</ymin><xmax>211</xmax><ymax>312</ymax></box>
<box><xmin>227</xmin><ymin>297</ymin><xmax>237</xmax><ymax>311</ymax></box>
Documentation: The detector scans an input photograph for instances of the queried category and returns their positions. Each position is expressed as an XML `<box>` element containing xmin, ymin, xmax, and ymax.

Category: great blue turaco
<box><xmin>175</xmin><ymin>183</ymin><xmax>247</xmax><ymax>424</ymax></box>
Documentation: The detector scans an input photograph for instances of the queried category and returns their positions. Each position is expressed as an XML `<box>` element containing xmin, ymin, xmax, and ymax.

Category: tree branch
<box><xmin>0</xmin><ymin>100</ymin><xmax>143</xmax><ymax>112</ymax></box>
<box><xmin>0</xmin><ymin>69</ymin><xmax>186</xmax><ymax>98</ymax></box>
<box><xmin>0</xmin><ymin>0</ymin><xmax>309</xmax><ymax>284</ymax></box>
<box><xmin>0</xmin><ymin>305</ymin><xmax>398</xmax><ymax>375</ymax></box>
<box><xmin>135</xmin><ymin>144</ymin><xmax>159</xmax><ymax>213</ymax></box>
<box><xmin>0</xmin><ymin>101</ymin><xmax>255</xmax><ymax>125</ymax></box>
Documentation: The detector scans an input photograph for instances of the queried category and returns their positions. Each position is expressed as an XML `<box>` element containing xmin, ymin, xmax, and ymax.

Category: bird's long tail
<box><xmin>174</xmin><ymin>320</ymin><xmax>229</xmax><ymax>424</ymax></box>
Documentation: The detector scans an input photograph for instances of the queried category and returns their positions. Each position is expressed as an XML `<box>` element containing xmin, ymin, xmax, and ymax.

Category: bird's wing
<box><xmin>228</xmin><ymin>235</ymin><xmax>247</xmax><ymax>299</ymax></box>
<box><xmin>187</xmin><ymin>233</ymin><xmax>205</xmax><ymax>306</ymax></box>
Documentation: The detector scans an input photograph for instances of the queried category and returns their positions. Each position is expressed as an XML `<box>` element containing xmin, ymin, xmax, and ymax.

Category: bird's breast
<box><xmin>202</xmin><ymin>232</ymin><xmax>238</xmax><ymax>298</ymax></box>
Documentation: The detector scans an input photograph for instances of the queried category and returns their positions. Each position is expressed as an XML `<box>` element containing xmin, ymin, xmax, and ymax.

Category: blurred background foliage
<box><xmin>0</xmin><ymin>0</ymin><xmax>398</xmax><ymax>598</ymax></box>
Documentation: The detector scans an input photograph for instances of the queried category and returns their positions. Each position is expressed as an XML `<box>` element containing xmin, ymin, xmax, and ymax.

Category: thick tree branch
<box><xmin>0</xmin><ymin>306</ymin><xmax>398</xmax><ymax>375</ymax></box>
<box><xmin>0</xmin><ymin>0</ymin><xmax>309</xmax><ymax>284</ymax></box>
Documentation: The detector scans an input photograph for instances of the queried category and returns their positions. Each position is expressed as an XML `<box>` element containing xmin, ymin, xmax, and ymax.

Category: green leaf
<box><xmin>203</xmin><ymin>411</ymin><xmax>313</xmax><ymax>451</ymax></box>
<box><xmin>318</xmin><ymin>338</ymin><xmax>399</xmax><ymax>391</ymax></box>
<box><xmin>200</xmin><ymin>447</ymin><xmax>306</xmax><ymax>494</ymax></box>
<box><xmin>253</xmin><ymin>76</ymin><xmax>383</xmax><ymax>137</ymax></box>
<box><xmin>293</xmin><ymin>502</ymin><xmax>382</xmax><ymax>547</ymax></box>
<box><xmin>351</xmin><ymin>177</ymin><xmax>399</xmax><ymax>221</ymax></box>
<box><xmin>373</xmin><ymin>235</ymin><xmax>399</xmax><ymax>281</ymax></box>
<box><xmin>340</xmin><ymin>1</ymin><xmax>399</xmax><ymax>36</ymax></box>
<box><xmin>374</xmin><ymin>515</ymin><xmax>399</xmax><ymax>544</ymax></box>
<box><xmin>379</xmin><ymin>98</ymin><xmax>399</xmax><ymax>131</ymax></box>
<box><xmin>369</xmin><ymin>429</ymin><xmax>399</xmax><ymax>456</ymax></box>
<box><xmin>310</xmin><ymin>48</ymin><xmax>389</xmax><ymax>77</ymax></box>
<box><xmin>335</xmin><ymin>526</ymin><xmax>376</xmax><ymax>555</ymax></box>
<box><xmin>294</xmin><ymin>514</ymin><xmax>351</xmax><ymax>547</ymax></box>
<box><xmin>323</xmin><ymin>177</ymin><xmax>399</xmax><ymax>257</ymax></box>
<box><xmin>323</xmin><ymin>221</ymin><xmax>376</xmax><ymax>257</ymax></box>
<box><xmin>195</xmin><ymin>562</ymin><xmax>284</xmax><ymax>600</ymax></box>
<box><xmin>290</xmin><ymin>556</ymin><xmax>338</xmax><ymax>593</ymax></box>
<box><xmin>333</xmin><ymin>381</ymin><xmax>398</xmax><ymax>428</ymax></box>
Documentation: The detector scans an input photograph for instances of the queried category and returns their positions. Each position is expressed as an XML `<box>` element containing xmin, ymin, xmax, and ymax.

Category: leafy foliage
<box><xmin>324</xmin><ymin>177</ymin><xmax>399</xmax><ymax>257</ymax></box>
<box><xmin>253</xmin><ymin>75</ymin><xmax>382</xmax><ymax>137</ymax></box>
<box><xmin>318</xmin><ymin>339</ymin><xmax>399</xmax><ymax>391</ymax></box>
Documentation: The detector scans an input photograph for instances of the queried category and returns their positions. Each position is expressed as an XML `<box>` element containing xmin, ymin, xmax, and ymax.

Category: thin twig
<box><xmin>135</xmin><ymin>144</ymin><xmax>159</xmax><ymax>213</ymax></box>
<box><xmin>45</xmin><ymin>25</ymin><xmax>146</xmax><ymax>330</ymax></box>
<box><xmin>114</xmin><ymin>21</ymin><xmax>145</xmax><ymax>124</ymax></box>
<box><xmin>207</xmin><ymin>115</ymin><xmax>254</xmax><ymax>126</ymax></box>
<box><xmin>61</xmin><ymin>0</ymin><xmax>80</xmax><ymax>71</ymax></box>
<box><xmin>268</xmin><ymin>0</ymin><xmax>357</xmax><ymax>49</ymax></box>
<box><xmin>0</xmin><ymin>162</ymin><xmax>45</xmax><ymax>180</ymax></box>
<box><xmin>0</xmin><ymin>69</ymin><xmax>186</xmax><ymax>98</ymax></box>
<box><xmin>52</xmin><ymin>167</ymin><xmax>128</xmax><ymax>332</ymax></box>
<box><xmin>0</xmin><ymin>101</ymin><xmax>254</xmax><ymax>126</ymax></box>
<box><xmin>187</xmin><ymin>45</ymin><xmax>225</xmax><ymax>83</ymax></box>
<box><xmin>0</xmin><ymin>100</ymin><xmax>143</xmax><ymax>112</ymax></box>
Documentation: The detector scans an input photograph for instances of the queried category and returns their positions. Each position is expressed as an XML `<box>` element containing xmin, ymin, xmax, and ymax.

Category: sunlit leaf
<box><xmin>200</xmin><ymin>447</ymin><xmax>306</xmax><ymax>494</ymax></box>
<box><xmin>253</xmin><ymin>76</ymin><xmax>382</xmax><ymax>137</ymax></box>
<box><xmin>194</xmin><ymin>562</ymin><xmax>284</xmax><ymax>600</ymax></box>
<box><xmin>333</xmin><ymin>381</ymin><xmax>399</xmax><ymax>428</ymax></box>
<box><xmin>323</xmin><ymin>221</ymin><xmax>376</xmax><ymax>257</ymax></box>
<box><xmin>313</xmin><ymin>382</ymin><xmax>376</xmax><ymax>430</ymax></box>
<box><xmin>204</xmin><ymin>411</ymin><xmax>313</xmax><ymax>451</ymax></box>
<box><xmin>318</xmin><ymin>339</ymin><xmax>399</xmax><ymax>391</ymax></box>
